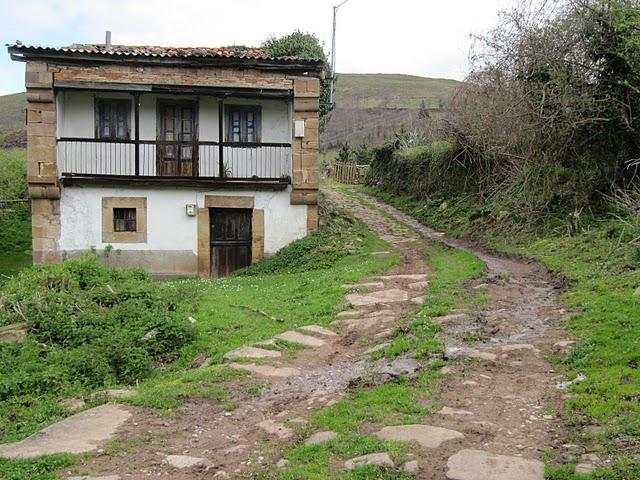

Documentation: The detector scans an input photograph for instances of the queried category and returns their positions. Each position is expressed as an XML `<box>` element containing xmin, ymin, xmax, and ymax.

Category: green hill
<box><xmin>0</xmin><ymin>92</ymin><xmax>26</xmax><ymax>148</ymax></box>
<box><xmin>335</xmin><ymin>73</ymin><xmax>462</xmax><ymax>109</ymax></box>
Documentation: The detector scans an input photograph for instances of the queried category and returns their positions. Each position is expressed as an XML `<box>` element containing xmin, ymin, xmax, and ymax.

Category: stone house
<box><xmin>8</xmin><ymin>41</ymin><xmax>322</xmax><ymax>278</ymax></box>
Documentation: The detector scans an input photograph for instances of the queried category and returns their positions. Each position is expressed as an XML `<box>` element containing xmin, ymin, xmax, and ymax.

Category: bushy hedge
<box><xmin>0</xmin><ymin>255</ymin><xmax>199</xmax><ymax>439</ymax></box>
<box><xmin>366</xmin><ymin>140</ymin><xmax>465</xmax><ymax>199</ymax></box>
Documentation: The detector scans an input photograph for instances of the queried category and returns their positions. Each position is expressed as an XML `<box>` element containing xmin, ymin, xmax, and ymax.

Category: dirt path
<box><xmin>56</xmin><ymin>188</ymin><xmax>574</xmax><ymax>479</ymax></box>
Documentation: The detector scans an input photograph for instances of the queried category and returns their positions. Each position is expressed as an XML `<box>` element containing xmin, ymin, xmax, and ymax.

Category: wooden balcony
<box><xmin>56</xmin><ymin>138</ymin><xmax>292</xmax><ymax>189</ymax></box>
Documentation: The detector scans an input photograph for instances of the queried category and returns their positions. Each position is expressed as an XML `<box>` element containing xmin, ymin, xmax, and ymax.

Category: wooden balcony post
<box><xmin>133</xmin><ymin>93</ymin><xmax>140</xmax><ymax>176</ymax></box>
<box><xmin>218</xmin><ymin>98</ymin><xmax>224</xmax><ymax>178</ymax></box>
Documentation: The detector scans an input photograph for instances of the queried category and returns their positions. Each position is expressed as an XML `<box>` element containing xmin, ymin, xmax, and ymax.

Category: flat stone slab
<box><xmin>304</xmin><ymin>431</ymin><xmax>338</xmax><ymax>446</ymax></box>
<box><xmin>447</xmin><ymin>347</ymin><xmax>497</xmax><ymax>362</ymax></box>
<box><xmin>446</xmin><ymin>449</ymin><xmax>544</xmax><ymax>480</ymax></box>
<box><xmin>346</xmin><ymin>289</ymin><xmax>409</xmax><ymax>306</ymax></box>
<box><xmin>275</xmin><ymin>331</ymin><xmax>325</xmax><ymax>347</ymax></box>
<box><xmin>164</xmin><ymin>454</ymin><xmax>208</xmax><ymax>469</ymax></box>
<box><xmin>500</xmin><ymin>344</ymin><xmax>540</xmax><ymax>354</ymax></box>
<box><xmin>256</xmin><ymin>420</ymin><xmax>293</xmax><ymax>440</ymax></box>
<box><xmin>342</xmin><ymin>281</ymin><xmax>385</xmax><ymax>290</ymax></box>
<box><xmin>228</xmin><ymin>363</ymin><xmax>300</xmax><ymax>378</ymax></box>
<box><xmin>411</xmin><ymin>296</ymin><xmax>426</xmax><ymax>305</ymax></box>
<box><xmin>223</xmin><ymin>346</ymin><xmax>282</xmax><ymax>360</ymax></box>
<box><xmin>336</xmin><ymin>310</ymin><xmax>365</xmax><ymax>319</ymax></box>
<box><xmin>380</xmin><ymin>274</ymin><xmax>427</xmax><ymax>281</ymax></box>
<box><xmin>299</xmin><ymin>325</ymin><xmax>338</xmax><ymax>337</ymax></box>
<box><xmin>0</xmin><ymin>404</ymin><xmax>131</xmax><ymax>458</ymax></box>
<box><xmin>68</xmin><ymin>476</ymin><xmax>120</xmax><ymax>480</ymax></box>
<box><xmin>344</xmin><ymin>452</ymin><xmax>394</xmax><ymax>470</ymax></box>
<box><xmin>408</xmin><ymin>281</ymin><xmax>429</xmax><ymax>290</ymax></box>
<box><xmin>439</xmin><ymin>406</ymin><xmax>474</xmax><ymax>416</ymax></box>
<box><xmin>375</xmin><ymin>424</ymin><xmax>464</xmax><ymax>449</ymax></box>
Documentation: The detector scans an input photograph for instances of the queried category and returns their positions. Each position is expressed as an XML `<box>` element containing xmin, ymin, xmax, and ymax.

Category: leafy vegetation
<box><xmin>0</xmin><ymin>256</ymin><xmax>199</xmax><ymax>442</ymax></box>
<box><xmin>0</xmin><ymin>454</ymin><xmax>76</xmax><ymax>480</ymax></box>
<box><xmin>262</xmin><ymin>31</ymin><xmax>333</xmax><ymax>131</ymax></box>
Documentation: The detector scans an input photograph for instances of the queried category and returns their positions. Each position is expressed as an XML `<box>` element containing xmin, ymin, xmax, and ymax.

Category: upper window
<box><xmin>113</xmin><ymin>207</ymin><xmax>137</xmax><ymax>232</ymax></box>
<box><xmin>96</xmin><ymin>100</ymin><xmax>130</xmax><ymax>140</ymax></box>
<box><xmin>227</xmin><ymin>106</ymin><xmax>261</xmax><ymax>143</ymax></box>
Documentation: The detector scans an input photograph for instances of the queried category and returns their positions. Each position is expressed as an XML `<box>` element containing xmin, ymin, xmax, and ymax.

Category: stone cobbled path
<box><xmin>0</xmin><ymin>188</ymin><xmax>579</xmax><ymax>479</ymax></box>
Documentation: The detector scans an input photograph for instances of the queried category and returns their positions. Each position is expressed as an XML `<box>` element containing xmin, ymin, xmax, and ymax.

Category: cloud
<box><xmin>0</xmin><ymin>0</ymin><xmax>517</xmax><ymax>93</ymax></box>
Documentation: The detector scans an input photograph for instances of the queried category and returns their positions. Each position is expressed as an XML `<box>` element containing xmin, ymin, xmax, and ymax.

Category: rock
<box><xmin>374</xmin><ymin>424</ymin><xmax>464</xmax><ymax>449</ymax></box>
<box><xmin>553</xmin><ymin>340</ymin><xmax>575</xmax><ymax>349</ymax></box>
<box><xmin>446</xmin><ymin>347</ymin><xmax>496</xmax><ymax>362</ymax></box>
<box><xmin>139</xmin><ymin>329</ymin><xmax>158</xmax><ymax>342</ymax></box>
<box><xmin>187</xmin><ymin>316</ymin><xmax>197</xmax><ymax>324</ymax></box>
<box><xmin>364</xmin><ymin>343</ymin><xmax>390</xmax><ymax>355</ymax></box>
<box><xmin>223</xmin><ymin>346</ymin><xmax>282</xmax><ymax>360</ymax></box>
<box><xmin>440</xmin><ymin>366</ymin><xmax>455</xmax><ymax>374</ymax></box>
<box><xmin>304</xmin><ymin>431</ymin><xmax>337</xmax><ymax>446</ymax></box>
<box><xmin>403</xmin><ymin>460</ymin><xmax>419</xmax><ymax>473</ymax></box>
<box><xmin>341</xmin><ymin>282</ymin><xmax>385</xmax><ymax>290</ymax></box>
<box><xmin>575</xmin><ymin>463</ymin><xmax>596</xmax><ymax>475</ymax></box>
<box><xmin>411</xmin><ymin>296</ymin><xmax>426</xmax><ymax>305</ymax></box>
<box><xmin>228</xmin><ymin>363</ymin><xmax>300</xmax><ymax>378</ymax></box>
<box><xmin>462</xmin><ymin>380</ymin><xmax>479</xmax><ymax>386</ymax></box>
<box><xmin>380</xmin><ymin>274</ymin><xmax>428</xmax><ymax>281</ymax></box>
<box><xmin>439</xmin><ymin>406</ymin><xmax>473</xmax><ymax>416</ymax></box>
<box><xmin>346</xmin><ymin>289</ymin><xmax>409</xmax><ymax>306</ymax></box>
<box><xmin>344</xmin><ymin>452</ymin><xmax>394</xmax><ymax>470</ymax></box>
<box><xmin>275</xmin><ymin>331</ymin><xmax>325</xmax><ymax>347</ymax></box>
<box><xmin>298</xmin><ymin>325</ymin><xmax>338</xmax><ymax>337</ymax></box>
<box><xmin>446</xmin><ymin>449</ymin><xmax>544</xmax><ymax>480</ymax></box>
<box><xmin>0</xmin><ymin>322</ymin><xmax>27</xmax><ymax>343</ymax></box>
<box><xmin>500</xmin><ymin>344</ymin><xmax>540</xmax><ymax>354</ymax></box>
<box><xmin>365</xmin><ymin>310</ymin><xmax>396</xmax><ymax>318</ymax></box>
<box><xmin>434</xmin><ymin>313</ymin><xmax>469</xmax><ymax>325</ymax></box>
<box><xmin>556</xmin><ymin>373</ymin><xmax>587</xmax><ymax>390</ymax></box>
<box><xmin>90</xmin><ymin>389</ymin><xmax>137</xmax><ymax>400</ymax></box>
<box><xmin>581</xmin><ymin>453</ymin><xmax>600</xmax><ymax>463</ymax></box>
<box><xmin>66</xmin><ymin>474</ymin><xmax>115</xmax><ymax>480</ymax></box>
<box><xmin>276</xmin><ymin>459</ymin><xmax>289</xmax><ymax>469</ymax></box>
<box><xmin>0</xmin><ymin>404</ymin><xmax>131</xmax><ymax>458</ymax></box>
<box><xmin>256</xmin><ymin>420</ymin><xmax>293</xmax><ymax>440</ymax></box>
<box><xmin>59</xmin><ymin>397</ymin><xmax>86</xmax><ymax>412</ymax></box>
<box><xmin>213</xmin><ymin>472</ymin><xmax>230</xmax><ymax>478</ymax></box>
<box><xmin>408</xmin><ymin>281</ymin><xmax>429</xmax><ymax>290</ymax></box>
<box><xmin>164</xmin><ymin>454</ymin><xmax>208</xmax><ymax>469</ymax></box>
<box><xmin>336</xmin><ymin>310</ymin><xmax>364</xmax><ymax>319</ymax></box>
<box><xmin>473</xmin><ymin>284</ymin><xmax>488</xmax><ymax>289</ymax></box>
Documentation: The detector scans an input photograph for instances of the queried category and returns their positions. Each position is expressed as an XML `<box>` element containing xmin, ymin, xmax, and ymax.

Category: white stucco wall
<box><xmin>56</xmin><ymin>92</ymin><xmax>292</xmax><ymax>178</ymax></box>
<box><xmin>59</xmin><ymin>186</ymin><xmax>307</xmax><ymax>256</ymax></box>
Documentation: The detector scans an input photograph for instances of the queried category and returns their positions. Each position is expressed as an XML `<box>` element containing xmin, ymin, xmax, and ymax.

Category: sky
<box><xmin>0</xmin><ymin>0</ymin><xmax>515</xmax><ymax>95</ymax></box>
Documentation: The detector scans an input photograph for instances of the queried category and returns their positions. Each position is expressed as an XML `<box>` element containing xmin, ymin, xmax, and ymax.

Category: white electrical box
<box><xmin>294</xmin><ymin>120</ymin><xmax>305</xmax><ymax>138</ymax></box>
<box><xmin>185</xmin><ymin>204</ymin><xmax>197</xmax><ymax>216</ymax></box>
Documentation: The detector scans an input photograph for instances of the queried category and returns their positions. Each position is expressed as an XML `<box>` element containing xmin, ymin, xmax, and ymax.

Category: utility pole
<box><xmin>330</xmin><ymin>0</ymin><xmax>350</xmax><ymax>105</ymax></box>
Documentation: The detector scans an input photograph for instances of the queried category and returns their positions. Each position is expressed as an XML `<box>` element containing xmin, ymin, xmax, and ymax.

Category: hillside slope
<box><xmin>0</xmin><ymin>92</ymin><xmax>26</xmax><ymax>147</ymax></box>
<box><xmin>324</xmin><ymin>73</ymin><xmax>462</xmax><ymax>149</ymax></box>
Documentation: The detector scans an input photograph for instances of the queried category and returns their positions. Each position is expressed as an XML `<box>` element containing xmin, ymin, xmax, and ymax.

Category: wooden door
<box><xmin>210</xmin><ymin>208</ymin><xmax>252</xmax><ymax>278</ymax></box>
<box><xmin>157</xmin><ymin>102</ymin><xmax>197</xmax><ymax>176</ymax></box>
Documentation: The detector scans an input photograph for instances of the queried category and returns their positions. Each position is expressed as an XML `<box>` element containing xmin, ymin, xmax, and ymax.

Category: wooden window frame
<box><xmin>102</xmin><ymin>197</ymin><xmax>147</xmax><ymax>243</ymax></box>
<box><xmin>225</xmin><ymin>105</ymin><xmax>262</xmax><ymax>144</ymax></box>
<box><xmin>113</xmin><ymin>207</ymin><xmax>137</xmax><ymax>232</ymax></box>
<box><xmin>95</xmin><ymin>99</ymin><xmax>131</xmax><ymax>140</ymax></box>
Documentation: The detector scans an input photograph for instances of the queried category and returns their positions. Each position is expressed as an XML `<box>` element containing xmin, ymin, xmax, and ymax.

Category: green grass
<box><xmin>359</xmin><ymin>185</ymin><xmax>640</xmax><ymax>477</ymax></box>
<box><xmin>0</xmin><ymin>148</ymin><xmax>30</xmax><ymax>278</ymax></box>
<box><xmin>274</xmin><ymin>191</ymin><xmax>485</xmax><ymax>478</ymax></box>
<box><xmin>0</xmin><ymin>454</ymin><xmax>76</xmax><ymax>480</ymax></box>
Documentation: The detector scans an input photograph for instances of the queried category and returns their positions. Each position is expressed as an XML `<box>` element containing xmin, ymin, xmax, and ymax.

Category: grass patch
<box><xmin>0</xmin><ymin>454</ymin><xmax>76</xmax><ymax>480</ymax></box>
<box><xmin>359</xmin><ymin>185</ymin><xmax>640</xmax><ymax>476</ymax></box>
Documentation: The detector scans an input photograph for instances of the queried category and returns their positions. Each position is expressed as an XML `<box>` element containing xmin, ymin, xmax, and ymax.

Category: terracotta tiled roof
<box><xmin>7</xmin><ymin>42</ymin><xmax>321</xmax><ymax>63</ymax></box>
